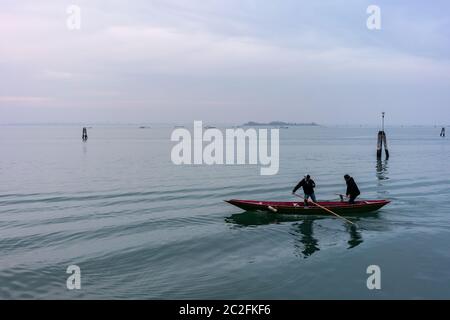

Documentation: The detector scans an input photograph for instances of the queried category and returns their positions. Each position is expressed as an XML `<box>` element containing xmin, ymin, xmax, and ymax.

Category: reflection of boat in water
<box><xmin>224</xmin><ymin>211</ymin><xmax>301</xmax><ymax>226</ymax></box>
<box><xmin>225</xmin><ymin>199</ymin><xmax>390</xmax><ymax>215</ymax></box>
<box><xmin>225</xmin><ymin>211</ymin><xmax>375</xmax><ymax>258</ymax></box>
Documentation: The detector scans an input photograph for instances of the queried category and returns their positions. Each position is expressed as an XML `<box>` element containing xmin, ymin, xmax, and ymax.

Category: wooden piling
<box><xmin>377</xmin><ymin>112</ymin><xmax>389</xmax><ymax>159</ymax></box>
<box><xmin>382</xmin><ymin>131</ymin><xmax>389</xmax><ymax>159</ymax></box>
<box><xmin>377</xmin><ymin>131</ymin><xmax>383</xmax><ymax>159</ymax></box>
<box><xmin>82</xmin><ymin>127</ymin><xmax>88</xmax><ymax>141</ymax></box>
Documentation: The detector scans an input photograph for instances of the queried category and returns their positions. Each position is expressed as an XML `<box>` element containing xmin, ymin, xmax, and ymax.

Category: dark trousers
<box><xmin>304</xmin><ymin>193</ymin><xmax>316</xmax><ymax>206</ymax></box>
<box><xmin>348</xmin><ymin>195</ymin><xmax>358</xmax><ymax>204</ymax></box>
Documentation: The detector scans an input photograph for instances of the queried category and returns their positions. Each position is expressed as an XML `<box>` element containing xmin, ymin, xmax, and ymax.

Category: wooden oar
<box><xmin>293</xmin><ymin>193</ymin><xmax>356</xmax><ymax>226</ymax></box>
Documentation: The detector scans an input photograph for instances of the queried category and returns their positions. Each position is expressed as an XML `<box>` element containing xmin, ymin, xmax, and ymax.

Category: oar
<box><xmin>293</xmin><ymin>193</ymin><xmax>356</xmax><ymax>226</ymax></box>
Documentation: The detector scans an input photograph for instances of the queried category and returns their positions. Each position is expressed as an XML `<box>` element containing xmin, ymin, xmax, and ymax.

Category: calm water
<box><xmin>0</xmin><ymin>125</ymin><xmax>449</xmax><ymax>299</ymax></box>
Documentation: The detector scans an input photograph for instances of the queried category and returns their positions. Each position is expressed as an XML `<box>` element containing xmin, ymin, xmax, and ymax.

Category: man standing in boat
<box><xmin>292</xmin><ymin>175</ymin><xmax>316</xmax><ymax>207</ymax></box>
<box><xmin>344</xmin><ymin>174</ymin><xmax>360</xmax><ymax>204</ymax></box>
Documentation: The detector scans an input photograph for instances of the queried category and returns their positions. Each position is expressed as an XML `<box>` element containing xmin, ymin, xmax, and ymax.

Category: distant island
<box><xmin>243</xmin><ymin>121</ymin><xmax>319</xmax><ymax>127</ymax></box>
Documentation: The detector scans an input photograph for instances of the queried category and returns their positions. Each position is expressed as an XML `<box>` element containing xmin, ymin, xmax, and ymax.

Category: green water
<box><xmin>0</xmin><ymin>125</ymin><xmax>449</xmax><ymax>299</ymax></box>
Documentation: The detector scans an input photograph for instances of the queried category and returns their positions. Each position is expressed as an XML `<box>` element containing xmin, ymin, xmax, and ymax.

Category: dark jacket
<box><xmin>346</xmin><ymin>177</ymin><xmax>360</xmax><ymax>197</ymax></box>
<box><xmin>293</xmin><ymin>178</ymin><xmax>316</xmax><ymax>195</ymax></box>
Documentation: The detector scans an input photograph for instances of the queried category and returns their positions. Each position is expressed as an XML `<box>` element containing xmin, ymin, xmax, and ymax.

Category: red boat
<box><xmin>225</xmin><ymin>199</ymin><xmax>390</xmax><ymax>215</ymax></box>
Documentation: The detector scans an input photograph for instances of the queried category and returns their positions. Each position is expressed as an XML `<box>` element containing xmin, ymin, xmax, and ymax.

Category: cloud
<box><xmin>0</xmin><ymin>0</ymin><xmax>449</xmax><ymax>124</ymax></box>
<box><xmin>0</xmin><ymin>96</ymin><xmax>54</xmax><ymax>103</ymax></box>
<box><xmin>0</xmin><ymin>96</ymin><xmax>54</xmax><ymax>107</ymax></box>
<box><xmin>42</xmin><ymin>70</ymin><xmax>74</xmax><ymax>80</ymax></box>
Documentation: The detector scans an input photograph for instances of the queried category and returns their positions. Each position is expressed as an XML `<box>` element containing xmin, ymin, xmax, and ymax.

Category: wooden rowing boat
<box><xmin>225</xmin><ymin>199</ymin><xmax>390</xmax><ymax>215</ymax></box>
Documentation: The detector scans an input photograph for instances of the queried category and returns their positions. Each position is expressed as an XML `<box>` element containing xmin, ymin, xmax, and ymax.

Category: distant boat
<box><xmin>204</xmin><ymin>126</ymin><xmax>217</xmax><ymax>129</ymax></box>
<box><xmin>174</xmin><ymin>125</ymin><xmax>185</xmax><ymax>128</ymax></box>
<box><xmin>139</xmin><ymin>126</ymin><xmax>150</xmax><ymax>129</ymax></box>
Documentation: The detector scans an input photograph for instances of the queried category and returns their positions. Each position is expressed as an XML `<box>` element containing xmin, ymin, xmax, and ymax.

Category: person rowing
<box><xmin>292</xmin><ymin>174</ymin><xmax>316</xmax><ymax>207</ymax></box>
<box><xmin>344</xmin><ymin>174</ymin><xmax>360</xmax><ymax>204</ymax></box>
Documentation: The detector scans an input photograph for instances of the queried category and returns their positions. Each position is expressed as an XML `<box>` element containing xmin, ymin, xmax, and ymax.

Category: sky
<box><xmin>1</xmin><ymin>0</ymin><xmax>449</xmax><ymax>125</ymax></box>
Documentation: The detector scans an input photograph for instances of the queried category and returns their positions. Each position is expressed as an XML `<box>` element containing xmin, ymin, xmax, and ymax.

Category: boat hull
<box><xmin>225</xmin><ymin>199</ymin><xmax>390</xmax><ymax>215</ymax></box>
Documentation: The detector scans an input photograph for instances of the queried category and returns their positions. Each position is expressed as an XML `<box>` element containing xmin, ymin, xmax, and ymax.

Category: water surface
<box><xmin>0</xmin><ymin>125</ymin><xmax>449</xmax><ymax>299</ymax></box>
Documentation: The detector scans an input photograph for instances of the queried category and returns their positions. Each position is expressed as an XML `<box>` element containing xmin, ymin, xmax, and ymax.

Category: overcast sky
<box><xmin>1</xmin><ymin>0</ymin><xmax>449</xmax><ymax>125</ymax></box>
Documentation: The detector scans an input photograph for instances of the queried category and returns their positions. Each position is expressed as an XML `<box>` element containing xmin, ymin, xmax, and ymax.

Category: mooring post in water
<box><xmin>377</xmin><ymin>131</ymin><xmax>383</xmax><ymax>159</ymax></box>
<box><xmin>382</xmin><ymin>131</ymin><xmax>389</xmax><ymax>159</ymax></box>
<box><xmin>377</xmin><ymin>112</ymin><xmax>389</xmax><ymax>159</ymax></box>
<box><xmin>440</xmin><ymin>127</ymin><xmax>446</xmax><ymax>137</ymax></box>
<box><xmin>82</xmin><ymin>127</ymin><xmax>88</xmax><ymax>141</ymax></box>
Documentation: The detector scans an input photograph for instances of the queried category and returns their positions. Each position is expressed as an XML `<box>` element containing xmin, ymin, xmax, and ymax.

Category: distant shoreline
<box><xmin>0</xmin><ymin>123</ymin><xmax>446</xmax><ymax>128</ymax></box>
<box><xmin>243</xmin><ymin>121</ymin><xmax>319</xmax><ymax>127</ymax></box>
